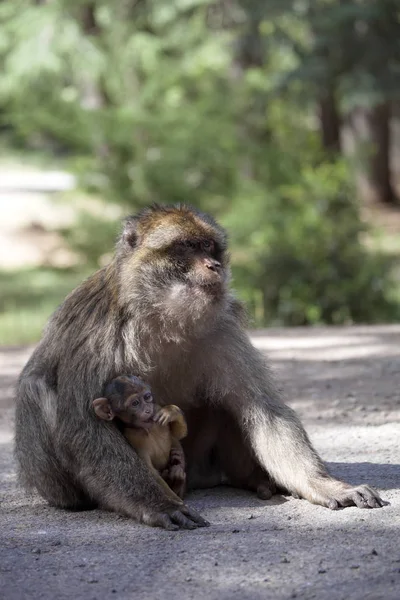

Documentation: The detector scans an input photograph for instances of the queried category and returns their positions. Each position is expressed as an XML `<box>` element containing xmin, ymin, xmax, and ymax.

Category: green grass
<box><xmin>0</xmin><ymin>267</ymin><xmax>93</xmax><ymax>345</ymax></box>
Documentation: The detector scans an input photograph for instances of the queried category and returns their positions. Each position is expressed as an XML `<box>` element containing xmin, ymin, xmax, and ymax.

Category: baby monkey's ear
<box><xmin>93</xmin><ymin>398</ymin><xmax>115</xmax><ymax>421</ymax></box>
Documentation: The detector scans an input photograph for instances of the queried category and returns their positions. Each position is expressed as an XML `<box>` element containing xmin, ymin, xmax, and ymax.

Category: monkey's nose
<box><xmin>205</xmin><ymin>258</ymin><xmax>221</xmax><ymax>272</ymax></box>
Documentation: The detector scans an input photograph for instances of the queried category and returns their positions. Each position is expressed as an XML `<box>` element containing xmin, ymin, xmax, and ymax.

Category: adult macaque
<box><xmin>15</xmin><ymin>205</ymin><xmax>387</xmax><ymax>530</ymax></box>
<box><xmin>93</xmin><ymin>375</ymin><xmax>187</xmax><ymax>501</ymax></box>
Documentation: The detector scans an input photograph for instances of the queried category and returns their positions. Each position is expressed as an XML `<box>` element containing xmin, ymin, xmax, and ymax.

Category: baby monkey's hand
<box><xmin>153</xmin><ymin>405</ymin><xmax>183</xmax><ymax>426</ymax></box>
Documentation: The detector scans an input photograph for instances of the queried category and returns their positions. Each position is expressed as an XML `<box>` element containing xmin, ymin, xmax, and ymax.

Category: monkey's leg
<box><xmin>15</xmin><ymin>379</ymin><xmax>93</xmax><ymax>510</ymax></box>
<box><xmin>183</xmin><ymin>407</ymin><xmax>223</xmax><ymax>490</ymax></box>
<box><xmin>215</xmin><ymin>410</ymin><xmax>277</xmax><ymax>500</ymax></box>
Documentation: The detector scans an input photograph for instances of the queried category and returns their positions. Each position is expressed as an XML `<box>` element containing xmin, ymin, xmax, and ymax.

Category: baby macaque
<box><xmin>92</xmin><ymin>375</ymin><xmax>187</xmax><ymax>502</ymax></box>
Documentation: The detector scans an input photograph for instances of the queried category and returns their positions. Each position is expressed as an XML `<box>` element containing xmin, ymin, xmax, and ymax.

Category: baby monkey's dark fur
<box><xmin>93</xmin><ymin>375</ymin><xmax>187</xmax><ymax>502</ymax></box>
<box><xmin>15</xmin><ymin>204</ymin><xmax>388</xmax><ymax>530</ymax></box>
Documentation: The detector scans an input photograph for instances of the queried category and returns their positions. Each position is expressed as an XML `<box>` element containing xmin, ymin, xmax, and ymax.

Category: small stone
<box><xmin>318</xmin><ymin>569</ymin><xmax>326</xmax><ymax>574</ymax></box>
<box><xmin>185</xmin><ymin>577</ymin><xmax>192</xmax><ymax>582</ymax></box>
<box><xmin>31</xmin><ymin>548</ymin><xmax>41</xmax><ymax>554</ymax></box>
<box><xmin>88</xmin><ymin>578</ymin><xmax>98</xmax><ymax>584</ymax></box>
<box><xmin>214</xmin><ymin>561</ymin><xmax>218</xmax><ymax>566</ymax></box>
<box><xmin>371</xmin><ymin>549</ymin><xmax>378</xmax><ymax>556</ymax></box>
<box><xmin>51</xmin><ymin>540</ymin><xmax>62</xmax><ymax>547</ymax></box>
<box><xmin>281</xmin><ymin>557</ymin><xmax>290</xmax><ymax>564</ymax></box>
<box><xmin>232</xmin><ymin>529</ymin><xmax>240</xmax><ymax>533</ymax></box>
<box><xmin>248</xmin><ymin>514</ymin><xmax>256</xmax><ymax>520</ymax></box>
<box><xmin>287</xmin><ymin>516</ymin><xmax>292</xmax><ymax>520</ymax></box>
<box><xmin>350</xmin><ymin>565</ymin><xmax>360</xmax><ymax>570</ymax></box>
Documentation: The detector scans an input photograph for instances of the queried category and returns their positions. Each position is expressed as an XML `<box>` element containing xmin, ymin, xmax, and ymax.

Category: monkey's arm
<box><xmin>16</xmin><ymin>371</ymin><xmax>207</xmax><ymax>532</ymax></box>
<box><xmin>154</xmin><ymin>405</ymin><xmax>188</xmax><ymax>440</ymax></box>
<box><xmin>206</xmin><ymin>323</ymin><xmax>388</xmax><ymax>510</ymax></box>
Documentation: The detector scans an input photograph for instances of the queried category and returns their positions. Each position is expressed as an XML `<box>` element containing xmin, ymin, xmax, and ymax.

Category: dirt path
<box><xmin>1</xmin><ymin>326</ymin><xmax>399</xmax><ymax>600</ymax></box>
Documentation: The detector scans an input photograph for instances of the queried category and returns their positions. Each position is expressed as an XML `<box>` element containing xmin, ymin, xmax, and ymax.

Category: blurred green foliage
<box><xmin>0</xmin><ymin>268</ymin><xmax>92</xmax><ymax>345</ymax></box>
<box><xmin>1</xmin><ymin>0</ymin><xmax>399</xmax><ymax>334</ymax></box>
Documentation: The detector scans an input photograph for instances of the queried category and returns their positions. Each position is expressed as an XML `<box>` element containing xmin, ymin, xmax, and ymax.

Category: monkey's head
<box><xmin>93</xmin><ymin>375</ymin><xmax>155</xmax><ymax>429</ymax></box>
<box><xmin>116</xmin><ymin>205</ymin><xmax>230</xmax><ymax>324</ymax></box>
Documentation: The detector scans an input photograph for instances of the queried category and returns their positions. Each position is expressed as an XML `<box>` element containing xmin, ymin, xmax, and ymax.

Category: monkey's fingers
<box><xmin>169</xmin><ymin>510</ymin><xmax>198</xmax><ymax>530</ymax></box>
<box><xmin>142</xmin><ymin>512</ymin><xmax>179</xmax><ymax>531</ymax></box>
<box><xmin>153</xmin><ymin>412</ymin><xmax>170</xmax><ymax>426</ymax></box>
<box><xmin>169</xmin><ymin>465</ymin><xmax>185</xmax><ymax>482</ymax></box>
<box><xmin>180</xmin><ymin>504</ymin><xmax>210</xmax><ymax>527</ymax></box>
<box><xmin>326</xmin><ymin>485</ymin><xmax>389</xmax><ymax>510</ymax></box>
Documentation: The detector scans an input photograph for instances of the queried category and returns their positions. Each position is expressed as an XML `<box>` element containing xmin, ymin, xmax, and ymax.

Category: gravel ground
<box><xmin>1</xmin><ymin>326</ymin><xmax>399</xmax><ymax>600</ymax></box>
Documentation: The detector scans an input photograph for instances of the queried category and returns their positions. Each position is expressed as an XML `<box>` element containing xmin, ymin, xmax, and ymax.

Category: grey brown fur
<box><xmin>14</xmin><ymin>205</ymin><xmax>387</xmax><ymax>530</ymax></box>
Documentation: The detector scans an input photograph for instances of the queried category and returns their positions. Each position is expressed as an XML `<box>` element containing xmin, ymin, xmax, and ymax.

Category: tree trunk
<box><xmin>348</xmin><ymin>102</ymin><xmax>399</xmax><ymax>206</ymax></box>
<box><xmin>318</xmin><ymin>84</ymin><xmax>341</xmax><ymax>153</ymax></box>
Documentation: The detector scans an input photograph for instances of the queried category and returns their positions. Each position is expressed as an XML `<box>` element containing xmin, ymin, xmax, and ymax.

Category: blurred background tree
<box><xmin>1</xmin><ymin>0</ymin><xmax>400</xmax><ymax>343</ymax></box>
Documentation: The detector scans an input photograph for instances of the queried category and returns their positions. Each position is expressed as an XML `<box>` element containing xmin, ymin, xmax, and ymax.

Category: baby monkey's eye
<box><xmin>131</xmin><ymin>399</ymin><xmax>140</xmax><ymax>407</ymax></box>
<box><xmin>143</xmin><ymin>393</ymin><xmax>152</xmax><ymax>402</ymax></box>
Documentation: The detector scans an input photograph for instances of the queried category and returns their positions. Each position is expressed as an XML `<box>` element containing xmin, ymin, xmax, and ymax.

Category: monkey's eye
<box><xmin>143</xmin><ymin>393</ymin><xmax>152</xmax><ymax>403</ymax></box>
<box><xmin>178</xmin><ymin>240</ymin><xmax>197</xmax><ymax>250</ymax></box>
<box><xmin>202</xmin><ymin>240</ymin><xmax>215</xmax><ymax>252</ymax></box>
<box><xmin>131</xmin><ymin>399</ymin><xmax>140</xmax><ymax>407</ymax></box>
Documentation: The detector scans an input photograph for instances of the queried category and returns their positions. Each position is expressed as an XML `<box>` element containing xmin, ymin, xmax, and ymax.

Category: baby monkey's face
<box><xmin>122</xmin><ymin>384</ymin><xmax>155</xmax><ymax>426</ymax></box>
<box><xmin>107</xmin><ymin>375</ymin><xmax>155</xmax><ymax>428</ymax></box>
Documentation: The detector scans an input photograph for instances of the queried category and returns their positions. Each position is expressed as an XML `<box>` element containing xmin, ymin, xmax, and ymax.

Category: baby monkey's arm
<box><xmin>155</xmin><ymin>405</ymin><xmax>187</xmax><ymax>500</ymax></box>
<box><xmin>165</xmin><ymin>438</ymin><xmax>186</xmax><ymax>499</ymax></box>
<box><xmin>136</xmin><ymin>447</ymin><xmax>184</xmax><ymax>505</ymax></box>
<box><xmin>154</xmin><ymin>405</ymin><xmax>188</xmax><ymax>440</ymax></box>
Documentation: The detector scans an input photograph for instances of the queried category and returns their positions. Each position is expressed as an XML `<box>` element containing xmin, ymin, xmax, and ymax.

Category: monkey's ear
<box><xmin>120</xmin><ymin>216</ymin><xmax>139</xmax><ymax>249</ymax></box>
<box><xmin>93</xmin><ymin>398</ymin><xmax>114</xmax><ymax>421</ymax></box>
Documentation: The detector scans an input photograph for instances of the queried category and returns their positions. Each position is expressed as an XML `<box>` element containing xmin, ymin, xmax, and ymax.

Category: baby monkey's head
<box><xmin>93</xmin><ymin>375</ymin><xmax>155</xmax><ymax>429</ymax></box>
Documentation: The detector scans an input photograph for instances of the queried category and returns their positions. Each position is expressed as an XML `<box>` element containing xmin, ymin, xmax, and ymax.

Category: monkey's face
<box><xmin>105</xmin><ymin>376</ymin><xmax>155</xmax><ymax>428</ymax></box>
<box><xmin>121</xmin><ymin>386</ymin><xmax>155</xmax><ymax>427</ymax></box>
<box><xmin>120</xmin><ymin>206</ymin><xmax>230</xmax><ymax>313</ymax></box>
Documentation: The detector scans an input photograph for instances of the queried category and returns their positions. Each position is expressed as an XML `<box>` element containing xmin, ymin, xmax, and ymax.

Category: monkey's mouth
<box><xmin>188</xmin><ymin>272</ymin><xmax>224</xmax><ymax>290</ymax></box>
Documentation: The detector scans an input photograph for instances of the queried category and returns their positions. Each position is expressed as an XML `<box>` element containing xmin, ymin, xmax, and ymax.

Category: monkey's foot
<box><xmin>142</xmin><ymin>504</ymin><xmax>210</xmax><ymax>530</ymax></box>
<box><xmin>307</xmin><ymin>481</ymin><xmax>389</xmax><ymax>510</ymax></box>
<box><xmin>256</xmin><ymin>482</ymin><xmax>277</xmax><ymax>500</ymax></box>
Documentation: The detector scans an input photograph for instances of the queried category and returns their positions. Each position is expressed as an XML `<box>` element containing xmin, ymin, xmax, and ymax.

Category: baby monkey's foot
<box><xmin>163</xmin><ymin>465</ymin><xmax>186</xmax><ymax>499</ymax></box>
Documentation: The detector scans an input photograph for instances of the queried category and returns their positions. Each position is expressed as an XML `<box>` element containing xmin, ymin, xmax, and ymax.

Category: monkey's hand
<box><xmin>322</xmin><ymin>483</ymin><xmax>389</xmax><ymax>510</ymax></box>
<box><xmin>142</xmin><ymin>502</ymin><xmax>209</xmax><ymax>531</ymax></box>
<box><xmin>300</xmin><ymin>478</ymin><xmax>389</xmax><ymax>510</ymax></box>
<box><xmin>154</xmin><ymin>405</ymin><xmax>183</xmax><ymax>426</ymax></box>
<box><xmin>162</xmin><ymin>465</ymin><xmax>186</xmax><ymax>500</ymax></box>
